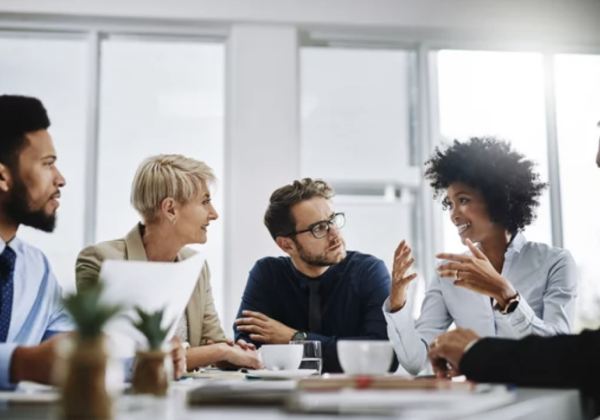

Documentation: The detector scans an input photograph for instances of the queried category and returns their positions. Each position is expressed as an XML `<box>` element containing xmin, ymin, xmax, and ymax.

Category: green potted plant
<box><xmin>130</xmin><ymin>307</ymin><xmax>174</xmax><ymax>396</ymax></box>
<box><xmin>60</xmin><ymin>285</ymin><xmax>122</xmax><ymax>420</ymax></box>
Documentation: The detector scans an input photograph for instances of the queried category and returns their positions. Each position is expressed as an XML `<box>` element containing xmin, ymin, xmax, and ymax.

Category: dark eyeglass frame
<box><xmin>285</xmin><ymin>212</ymin><xmax>346</xmax><ymax>239</ymax></box>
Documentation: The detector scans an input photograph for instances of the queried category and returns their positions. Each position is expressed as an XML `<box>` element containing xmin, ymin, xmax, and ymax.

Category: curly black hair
<box><xmin>424</xmin><ymin>137</ymin><xmax>548</xmax><ymax>233</ymax></box>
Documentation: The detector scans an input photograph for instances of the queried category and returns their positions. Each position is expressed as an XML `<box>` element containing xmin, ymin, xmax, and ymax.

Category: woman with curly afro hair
<box><xmin>383</xmin><ymin>137</ymin><xmax>577</xmax><ymax>376</ymax></box>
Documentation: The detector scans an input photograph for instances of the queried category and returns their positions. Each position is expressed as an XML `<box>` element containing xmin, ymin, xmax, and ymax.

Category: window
<box><xmin>0</xmin><ymin>35</ymin><xmax>89</xmax><ymax>292</ymax></box>
<box><xmin>95</xmin><ymin>38</ymin><xmax>226</xmax><ymax>314</ymax></box>
<box><xmin>555</xmin><ymin>54</ymin><xmax>600</xmax><ymax>329</ymax></box>
<box><xmin>436</xmin><ymin>50</ymin><xmax>552</xmax><ymax>253</ymax></box>
<box><xmin>301</xmin><ymin>47</ymin><xmax>417</xmax><ymax>274</ymax></box>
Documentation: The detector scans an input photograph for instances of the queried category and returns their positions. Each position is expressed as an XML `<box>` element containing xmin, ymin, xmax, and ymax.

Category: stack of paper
<box><xmin>99</xmin><ymin>253</ymin><xmax>205</xmax><ymax>358</ymax></box>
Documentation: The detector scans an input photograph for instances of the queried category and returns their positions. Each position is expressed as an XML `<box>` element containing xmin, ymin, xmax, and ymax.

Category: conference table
<box><xmin>0</xmin><ymin>377</ymin><xmax>590</xmax><ymax>420</ymax></box>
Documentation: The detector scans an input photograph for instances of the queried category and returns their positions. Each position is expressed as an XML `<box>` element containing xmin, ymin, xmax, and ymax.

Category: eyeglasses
<box><xmin>287</xmin><ymin>212</ymin><xmax>346</xmax><ymax>239</ymax></box>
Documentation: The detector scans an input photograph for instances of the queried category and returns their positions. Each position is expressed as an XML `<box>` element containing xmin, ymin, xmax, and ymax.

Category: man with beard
<box><xmin>234</xmin><ymin>178</ymin><xmax>393</xmax><ymax>373</ymax></box>
<box><xmin>0</xmin><ymin>95</ymin><xmax>72</xmax><ymax>387</ymax></box>
<box><xmin>0</xmin><ymin>95</ymin><xmax>187</xmax><ymax>387</ymax></box>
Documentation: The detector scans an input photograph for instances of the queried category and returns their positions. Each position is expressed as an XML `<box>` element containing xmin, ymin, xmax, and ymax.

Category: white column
<box><xmin>223</xmin><ymin>25</ymin><xmax>300</xmax><ymax>330</ymax></box>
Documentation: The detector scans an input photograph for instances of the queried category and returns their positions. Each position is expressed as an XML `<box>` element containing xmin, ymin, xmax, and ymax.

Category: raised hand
<box><xmin>389</xmin><ymin>240</ymin><xmax>418</xmax><ymax>312</ymax></box>
<box><xmin>436</xmin><ymin>239</ymin><xmax>516</xmax><ymax>307</ymax></box>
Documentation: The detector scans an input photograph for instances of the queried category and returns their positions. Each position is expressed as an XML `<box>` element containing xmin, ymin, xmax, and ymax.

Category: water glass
<box><xmin>290</xmin><ymin>340</ymin><xmax>322</xmax><ymax>374</ymax></box>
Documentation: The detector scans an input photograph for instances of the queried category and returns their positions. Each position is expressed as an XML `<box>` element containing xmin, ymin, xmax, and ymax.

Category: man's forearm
<box><xmin>460</xmin><ymin>334</ymin><xmax>589</xmax><ymax>389</ymax></box>
<box><xmin>10</xmin><ymin>346</ymin><xmax>54</xmax><ymax>385</ymax></box>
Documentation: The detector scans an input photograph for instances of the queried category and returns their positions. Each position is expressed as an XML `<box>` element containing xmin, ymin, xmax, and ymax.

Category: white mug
<box><xmin>259</xmin><ymin>344</ymin><xmax>303</xmax><ymax>371</ymax></box>
<box><xmin>337</xmin><ymin>340</ymin><xmax>393</xmax><ymax>375</ymax></box>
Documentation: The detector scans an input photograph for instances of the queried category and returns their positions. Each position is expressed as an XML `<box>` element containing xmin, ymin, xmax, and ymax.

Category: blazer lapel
<box><xmin>178</xmin><ymin>249</ymin><xmax>202</xmax><ymax>347</ymax></box>
<box><xmin>124</xmin><ymin>224</ymin><xmax>148</xmax><ymax>261</ymax></box>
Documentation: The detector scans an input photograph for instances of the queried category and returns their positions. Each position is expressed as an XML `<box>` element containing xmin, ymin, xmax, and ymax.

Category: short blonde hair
<box><xmin>131</xmin><ymin>154</ymin><xmax>216</xmax><ymax>223</ymax></box>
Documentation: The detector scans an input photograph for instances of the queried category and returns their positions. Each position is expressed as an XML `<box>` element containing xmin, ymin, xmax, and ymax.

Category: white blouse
<box><xmin>383</xmin><ymin>233</ymin><xmax>578</xmax><ymax>375</ymax></box>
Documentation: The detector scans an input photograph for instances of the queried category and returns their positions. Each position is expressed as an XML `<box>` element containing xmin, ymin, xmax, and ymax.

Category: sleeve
<box><xmin>460</xmin><ymin>329</ymin><xmax>600</xmax><ymax>396</ymax></box>
<box><xmin>383</xmin><ymin>272</ymin><xmax>453</xmax><ymax>375</ymax></box>
<box><xmin>198</xmin><ymin>263</ymin><xmax>227</xmax><ymax>344</ymax></box>
<box><xmin>75</xmin><ymin>246</ymin><xmax>102</xmax><ymax>292</ymax></box>
<box><xmin>233</xmin><ymin>262</ymin><xmax>273</xmax><ymax>345</ymax></box>
<box><xmin>0</xmin><ymin>344</ymin><xmax>19</xmax><ymax>389</ymax></box>
<box><xmin>38</xmin><ymin>255</ymin><xmax>74</xmax><ymax>337</ymax></box>
<box><xmin>45</xmin><ymin>271</ymin><xmax>75</xmax><ymax>335</ymax></box>
<box><xmin>308</xmin><ymin>258</ymin><xmax>394</xmax><ymax>373</ymax></box>
<box><xmin>499</xmin><ymin>249</ymin><xmax>577</xmax><ymax>337</ymax></box>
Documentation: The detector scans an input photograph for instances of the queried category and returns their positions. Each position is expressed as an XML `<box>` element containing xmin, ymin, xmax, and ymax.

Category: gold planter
<box><xmin>131</xmin><ymin>350</ymin><xmax>170</xmax><ymax>396</ymax></box>
<box><xmin>60</xmin><ymin>335</ymin><xmax>112</xmax><ymax>420</ymax></box>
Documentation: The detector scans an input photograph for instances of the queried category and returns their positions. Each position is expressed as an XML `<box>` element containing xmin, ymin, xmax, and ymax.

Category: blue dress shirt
<box><xmin>234</xmin><ymin>251</ymin><xmax>394</xmax><ymax>373</ymax></box>
<box><xmin>0</xmin><ymin>236</ymin><xmax>73</xmax><ymax>388</ymax></box>
<box><xmin>383</xmin><ymin>233</ymin><xmax>578</xmax><ymax>375</ymax></box>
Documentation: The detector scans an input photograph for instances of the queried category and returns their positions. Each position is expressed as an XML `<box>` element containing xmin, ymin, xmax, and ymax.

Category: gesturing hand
<box><xmin>235</xmin><ymin>311</ymin><xmax>296</xmax><ymax>344</ymax></box>
<box><xmin>436</xmin><ymin>239</ymin><xmax>516</xmax><ymax>307</ymax></box>
<box><xmin>390</xmin><ymin>240</ymin><xmax>418</xmax><ymax>312</ymax></box>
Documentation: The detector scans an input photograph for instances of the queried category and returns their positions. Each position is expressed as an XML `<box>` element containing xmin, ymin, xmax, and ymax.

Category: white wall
<box><xmin>225</xmin><ymin>25</ymin><xmax>299</xmax><ymax>330</ymax></box>
<box><xmin>1</xmin><ymin>0</ymin><xmax>600</xmax><ymax>45</ymax></box>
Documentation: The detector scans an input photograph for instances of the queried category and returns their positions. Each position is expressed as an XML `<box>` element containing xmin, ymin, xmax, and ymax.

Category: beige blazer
<box><xmin>75</xmin><ymin>224</ymin><xmax>226</xmax><ymax>347</ymax></box>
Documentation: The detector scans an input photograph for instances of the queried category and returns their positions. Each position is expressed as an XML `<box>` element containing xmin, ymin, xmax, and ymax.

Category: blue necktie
<box><xmin>0</xmin><ymin>246</ymin><xmax>16</xmax><ymax>343</ymax></box>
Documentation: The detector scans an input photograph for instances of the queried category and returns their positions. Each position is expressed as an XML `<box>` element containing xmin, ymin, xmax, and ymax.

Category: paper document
<box><xmin>293</xmin><ymin>387</ymin><xmax>515</xmax><ymax>417</ymax></box>
<box><xmin>98</xmin><ymin>253</ymin><xmax>205</xmax><ymax>358</ymax></box>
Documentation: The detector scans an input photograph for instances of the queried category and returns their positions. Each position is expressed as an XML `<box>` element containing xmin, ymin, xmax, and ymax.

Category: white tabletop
<box><xmin>0</xmin><ymin>379</ymin><xmax>588</xmax><ymax>420</ymax></box>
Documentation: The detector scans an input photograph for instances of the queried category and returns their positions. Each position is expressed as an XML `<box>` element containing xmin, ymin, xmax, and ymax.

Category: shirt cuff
<box><xmin>382</xmin><ymin>298</ymin><xmax>414</xmax><ymax>330</ymax></box>
<box><xmin>0</xmin><ymin>344</ymin><xmax>19</xmax><ymax>389</ymax></box>
<box><xmin>463</xmin><ymin>339</ymin><xmax>480</xmax><ymax>356</ymax></box>
<box><xmin>382</xmin><ymin>297</ymin><xmax>405</xmax><ymax>315</ymax></box>
<box><xmin>496</xmin><ymin>296</ymin><xmax>536</xmax><ymax>335</ymax></box>
<box><xmin>306</xmin><ymin>332</ymin><xmax>328</xmax><ymax>342</ymax></box>
<box><xmin>123</xmin><ymin>357</ymin><xmax>135</xmax><ymax>383</ymax></box>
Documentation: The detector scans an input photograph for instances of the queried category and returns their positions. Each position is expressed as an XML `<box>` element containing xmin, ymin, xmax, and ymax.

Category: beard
<box><xmin>4</xmin><ymin>175</ymin><xmax>57</xmax><ymax>233</ymax></box>
<box><xmin>293</xmin><ymin>238</ymin><xmax>346</xmax><ymax>267</ymax></box>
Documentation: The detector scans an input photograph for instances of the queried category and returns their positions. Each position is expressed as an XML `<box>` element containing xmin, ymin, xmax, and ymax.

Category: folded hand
<box><xmin>235</xmin><ymin>311</ymin><xmax>295</xmax><ymax>344</ymax></box>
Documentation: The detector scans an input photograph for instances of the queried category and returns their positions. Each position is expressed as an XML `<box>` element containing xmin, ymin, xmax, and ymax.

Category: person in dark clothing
<box><xmin>428</xmin><ymin>121</ymin><xmax>600</xmax><ymax>408</ymax></box>
<box><xmin>234</xmin><ymin>178</ymin><xmax>394</xmax><ymax>373</ymax></box>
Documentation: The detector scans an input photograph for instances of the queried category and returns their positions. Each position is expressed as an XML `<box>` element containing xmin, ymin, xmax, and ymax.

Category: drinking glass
<box><xmin>290</xmin><ymin>340</ymin><xmax>322</xmax><ymax>374</ymax></box>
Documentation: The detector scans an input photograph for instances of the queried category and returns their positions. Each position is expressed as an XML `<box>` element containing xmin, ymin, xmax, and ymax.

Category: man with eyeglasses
<box><xmin>234</xmin><ymin>178</ymin><xmax>394</xmax><ymax>373</ymax></box>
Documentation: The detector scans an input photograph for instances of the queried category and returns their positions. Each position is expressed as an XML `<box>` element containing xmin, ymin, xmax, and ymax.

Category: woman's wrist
<box><xmin>494</xmin><ymin>278</ymin><xmax>517</xmax><ymax>308</ymax></box>
<box><xmin>390</xmin><ymin>289</ymin><xmax>407</xmax><ymax>313</ymax></box>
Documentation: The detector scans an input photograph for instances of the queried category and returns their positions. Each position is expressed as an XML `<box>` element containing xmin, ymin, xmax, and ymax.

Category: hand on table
<box><xmin>169</xmin><ymin>336</ymin><xmax>186</xmax><ymax>379</ymax></box>
<box><xmin>205</xmin><ymin>338</ymin><xmax>256</xmax><ymax>351</ymax></box>
<box><xmin>428</xmin><ymin>328</ymin><xmax>480</xmax><ymax>379</ymax></box>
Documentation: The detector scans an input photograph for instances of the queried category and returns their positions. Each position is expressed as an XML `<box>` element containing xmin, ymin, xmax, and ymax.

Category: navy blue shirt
<box><xmin>234</xmin><ymin>251</ymin><xmax>395</xmax><ymax>373</ymax></box>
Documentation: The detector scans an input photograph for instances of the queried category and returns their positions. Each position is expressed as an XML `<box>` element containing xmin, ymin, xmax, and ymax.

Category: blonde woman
<box><xmin>76</xmin><ymin>154</ymin><xmax>261</xmax><ymax>370</ymax></box>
